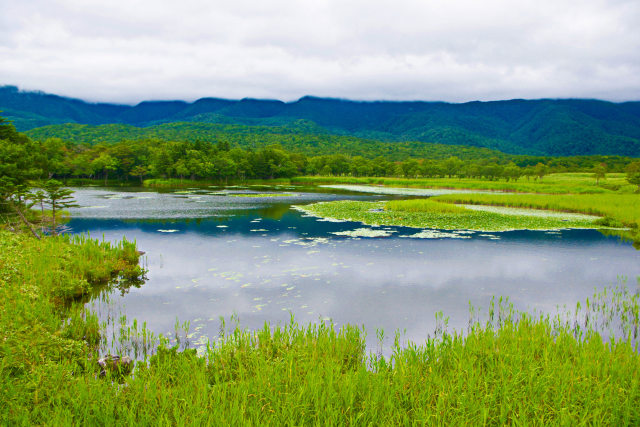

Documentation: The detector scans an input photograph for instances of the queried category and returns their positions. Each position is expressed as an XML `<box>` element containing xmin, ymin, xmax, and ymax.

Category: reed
<box><xmin>292</xmin><ymin>173</ymin><xmax>636</xmax><ymax>194</ymax></box>
<box><xmin>2</xmin><ymin>229</ymin><xmax>640</xmax><ymax>424</ymax></box>
<box><xmin>434</xmin><ymin>193</ymin><xmax>640</xmax><ymax>230</ymax></box>
<box><xmin>6</xmin><ymin>285</ymin><xmax>640</xmax><ymax>425</ymax></box>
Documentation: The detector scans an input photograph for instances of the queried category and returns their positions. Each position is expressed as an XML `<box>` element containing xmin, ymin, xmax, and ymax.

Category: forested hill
<box><xmin>2</xmin><ymin>85</ymin><xmax>640</xmax><ymax>156</ymax></box>
<box><xmin>25</xmin><ymin>122</ymin><xmax>514</xmax><ymax>162</ymax></box>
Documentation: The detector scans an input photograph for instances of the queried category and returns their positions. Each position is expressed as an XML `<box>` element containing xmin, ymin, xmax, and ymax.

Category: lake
<box><xmin>69</xmin><ymin>185</ymin><xmax>640</xmax><ymax>355</ymax></box>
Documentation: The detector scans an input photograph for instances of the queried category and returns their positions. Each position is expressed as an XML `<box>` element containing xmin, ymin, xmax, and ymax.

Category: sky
<box><xmin>1</xmin><ymin>0</ymin><xmax>639</xmax><ymax>104</ymax></box>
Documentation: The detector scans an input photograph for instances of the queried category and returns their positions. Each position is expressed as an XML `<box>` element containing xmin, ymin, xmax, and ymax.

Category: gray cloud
<box><xmin>1</xmin><ymin>0</ymin><xmax>638</xmax><ymax>103</ymax></box>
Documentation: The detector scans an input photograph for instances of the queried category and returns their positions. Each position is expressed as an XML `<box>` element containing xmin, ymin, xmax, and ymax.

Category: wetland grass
<box><xmin>293</xmin><ymin>173</ymin><xmax>636</xmax><ymax>194</ymax></box>
<box><xmin>434</xmin><ymin>193</ymin><xmax>640</xmax><ymax>229</ymax></box>
<box><xmin>0</xmin><ymin>229</ymin><xmax>145</xmax><ymax>423</ymax></box>
<box><xmin>2</xmin><ymin>227</ymin><xmax>640</xmax><ymax>424</ymax></box>
<box><xmin>297</xmin><ymin>174</ymin><xmax>640</xmax><ymax>240</ymax></box>
<box><xmin>297</xmin><ymin>200</ymin><xmax>601</xmax><ymax>231</ymax></box>
<box><xmin>5</xmin><ymin>261</ymin><xmax>640</xmax><ymax>424</ymax></box>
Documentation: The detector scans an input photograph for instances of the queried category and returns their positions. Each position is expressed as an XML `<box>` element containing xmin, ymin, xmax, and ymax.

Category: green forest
<box><xmin>9</xmin><ymin>120</ymin><xmax>638</xmax><ymax>184</ymax></box>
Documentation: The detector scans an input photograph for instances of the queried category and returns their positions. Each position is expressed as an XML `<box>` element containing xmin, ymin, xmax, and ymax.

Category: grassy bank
<box><xmin>433</xmin><ymin>193</ymin><xmax>640</xmax><ymax>229</ymax></box>
<box><xmin>293</xmin><ymin>174</ymin><xmax>639</xmax><ymax>243</ymax></box>
<box><xmin>142</xmin><ymin>178</ymin><xmax>293</xmax><ymax>188</ymax></box>
<box><xmin>1</xmin><ymin>229</ymin><xmax>640</xmax><ymax>423</ymax></box>
<box><xmin>1</xmin><ymin>226</ymin><xmax>639</xmax><ymax>423</ymax></box>
<box><xmin>55</xmin><ymin>173</ymin><xmax>638</xmax><ymax>194</ymax></box>
<box><xmin>293</xmin><ymin>173</ymin><xmax>636</xmax><ymax>194</ymax></box>
<box><xmin>0</xmin><ymin>230</ymin><xmax>144</xmax><ymax>422</ymax></box>
<box><xmin>93</xmin><ymin>293</ymin><xmax>640</xmax><ymax>424</ymax></box>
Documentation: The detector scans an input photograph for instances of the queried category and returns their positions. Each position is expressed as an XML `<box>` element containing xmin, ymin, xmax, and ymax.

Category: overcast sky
<box><xmin>1</xmin><ymin>0</ymin><xmax>639</xmax><ymax>104</ymax></box>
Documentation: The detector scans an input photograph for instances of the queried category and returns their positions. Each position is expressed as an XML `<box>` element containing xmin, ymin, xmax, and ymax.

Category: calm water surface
<box><xmin>69</xmin><ymin>186</ymin><xmax>640</xmax><ymax>354</ymax></box>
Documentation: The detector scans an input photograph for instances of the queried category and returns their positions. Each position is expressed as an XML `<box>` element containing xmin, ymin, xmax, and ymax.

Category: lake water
<box><xmin>69</xmin><ymin>186</ymin><xmax>640</xmax><ymax>355</ymax></box>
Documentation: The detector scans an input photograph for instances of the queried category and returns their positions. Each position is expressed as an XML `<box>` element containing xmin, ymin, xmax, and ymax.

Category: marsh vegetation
<box><xmin>2</xmin><ymin>226</ymin><xmax>639</xmax><ymax>423</ymax></box>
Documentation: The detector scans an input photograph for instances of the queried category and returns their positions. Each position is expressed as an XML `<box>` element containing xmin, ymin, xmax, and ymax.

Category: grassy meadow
<box><xmin>1</xmin><ymin>228</ymin><xmax>640</xmax><ymax>423</ymax></box>
<box><xmin>433</xmin><ymin>193</ymin><xmax>640</xmax><ymax>229</ymax></box>
<box><xmin>293</xmin><ymin>172</ymin><xmax>637</xmax><ymax>194</ymax></box>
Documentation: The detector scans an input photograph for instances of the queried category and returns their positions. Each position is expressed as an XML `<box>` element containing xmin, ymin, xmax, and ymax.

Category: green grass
<box><xmin>297</xmin><ymin>200</ymin><xmax>601</xmax><ymax>231</ymax></box>
<box><xmin>433</xmin><ymin>193</ymin><xmax>640</xmax><ymax>230</ymax></box>
<box><xmin>297</xmin><ymin>174</ymin><xmax>640</xmax><ymax>243</ymax></box>
<box><xmin>143</xmin><ymin>178</ymin><xmax>208</xmax><ymax>188</ymax></box>
<box><xmin>0</xmin><ymin>229</ymin><xmax>145</xmax><ymax>422</ymax></box>
<box><xmin>293</xmin><ymin>173</ymin><xmax>637</xmax><ymax>194</ymax></box>
<box><xmin>1</xmin><ymin>229</ymin><xmax>640</xmax><ymax>423</ymax></box>
<box><xmin>76</xmin><ymin>172</ymin><xmax>638</xmax><ymax>194</ymax></box>
<box><xmin>387</xmin><ymin>198</ymin><xmax>474</xmax><ymax>213</ymax></box>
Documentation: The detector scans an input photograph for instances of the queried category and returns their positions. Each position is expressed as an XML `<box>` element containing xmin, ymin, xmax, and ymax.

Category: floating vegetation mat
<box><xmin>296</xmin><ymin>200</ymin><xmax>603</xmax><ymax>232</ymax></box>
<box><xmin>331</xmin><ymin>228</ymin><xmax>396</xmax><ymax>238</ymax></box>
<box><xmin>279</xmin><ymin>237</ymin><xmax>331</xmax><ymax>247</ymax></box>
<box><xmin>291</xmin><ymin>205</ymin><xmax>347</xmax><ymax>223</ymax></box>
<box><xmin>399</xmin><ymin>230</ymin><xmax>472</xmax><ymax>239</ymax></box>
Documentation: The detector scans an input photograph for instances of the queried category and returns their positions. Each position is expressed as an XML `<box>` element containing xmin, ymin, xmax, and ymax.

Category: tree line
<box><xmin>12</xmin><ymin>139</ymin><xmax>639</xmax><ymax>185</ymax></box>
<box><xmin>2</xmin><ymin>115</ymin><xmax>640</xmax><ymax>187</ymax></box>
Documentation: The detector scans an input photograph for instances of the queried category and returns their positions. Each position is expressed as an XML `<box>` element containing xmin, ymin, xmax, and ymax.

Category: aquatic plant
<box><xmin>399</xmin><ymin>229</ymin><xmax>472</xmax><ymax>239</ymax></box>
<box><xmin>296</xmin><ymin>200</ymin><xmax>601</xmax><ymax>232</ymax></box>
<box><xmin>330</xmin><ymin>228</ymin><xmax>396</xmax><ymax>238</ymax></box>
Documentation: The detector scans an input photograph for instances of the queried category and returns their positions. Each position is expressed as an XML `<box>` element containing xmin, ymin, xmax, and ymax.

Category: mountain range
<box><xmin>1</xmin><ymin>85</ymin><xmax>640</xmax><ymax>157</ymax></box>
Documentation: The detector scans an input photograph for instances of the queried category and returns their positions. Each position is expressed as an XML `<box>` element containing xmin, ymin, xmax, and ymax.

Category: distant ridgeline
<box><xmin>2</xmin><ymin>85</ymin><xmax>640</xmax><ymax>157</ymax></box>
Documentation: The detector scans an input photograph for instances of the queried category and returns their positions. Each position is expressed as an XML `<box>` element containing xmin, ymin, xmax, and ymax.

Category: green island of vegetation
<box><xmin>295</xmin><ymin>198</ymin><xmax>604</xmax><ymax>232</ymax></box>
<box><xmin>292</xmin><ymin>173</ymin><xmax>640</xmax><ymax>245</ymax></box>
<box><xmin>2</xmin><ymin>114</ymin><xmax>640</xmax><ymax>423</ymax></box>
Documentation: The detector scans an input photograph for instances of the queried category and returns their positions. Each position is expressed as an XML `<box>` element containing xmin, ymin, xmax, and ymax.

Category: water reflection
<box><xmin>71</xmin><ymin>186</ymin><xmax>640</xmax><ymax>355</ymax></box>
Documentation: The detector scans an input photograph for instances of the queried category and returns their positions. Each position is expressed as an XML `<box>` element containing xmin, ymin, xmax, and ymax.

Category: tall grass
<box><xmin>7</xmin><ymin>289</ymin><xmax>640</xmax><ymax>424</ymax></box>
<box><xmin>0</xmin><ymin>229</ymin><xmax>145</xmax><ymax>423</ymax></box>
<box><xmin>2</xmin><ymin>230</ymin><xmax>640</xmax><ymax>424</ymax></box>
<box><xmin>434</xmin><ymin>193</ymin><xmax>640</xmax><ymax>230</ymax></box>
<box><xmin>293</xmin><ymin>173</ymin><xmax>637</xmax><ymax>194</ymax></box>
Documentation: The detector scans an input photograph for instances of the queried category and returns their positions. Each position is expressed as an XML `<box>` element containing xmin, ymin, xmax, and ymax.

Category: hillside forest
<box><xmin>0</xmin><ymin>117</ymin><xmax>635</xmax><ymax>185</ymax></box>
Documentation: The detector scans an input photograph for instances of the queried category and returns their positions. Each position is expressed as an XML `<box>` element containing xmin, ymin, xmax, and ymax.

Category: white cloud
<box><xmin>0</xmin><ymin>0</ymin><xmax>638</xmax><ymax>103</ymax></box>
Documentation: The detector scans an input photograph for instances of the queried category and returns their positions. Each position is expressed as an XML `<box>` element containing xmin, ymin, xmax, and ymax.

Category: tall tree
<box><xmin>0</xmin><ymin>178</ymin><xmax>40</xmax><ymax>239</ymax></box>
<box><xmin>626</xmin><ymin>161</ymin><xmax>640</xmax><ymax>192</ymax></box>
<box><xmin>0</xmin><ymin>116</ymin><xmax>43</xmax><ymax>238</ymax></box>
<box><xmin>91</xmin><ymin>153</ymin><xmax>119</xmax><ymax>185</ymax></box>
<box><xmin>43</xmin><ymin>180</ymin><xmax>78</xmax><ymax>235</ymax></box>
<box><xmin>593</xmin><ymin>163</ymin><xmax>607</xmax><ymax>185</ymax></box>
